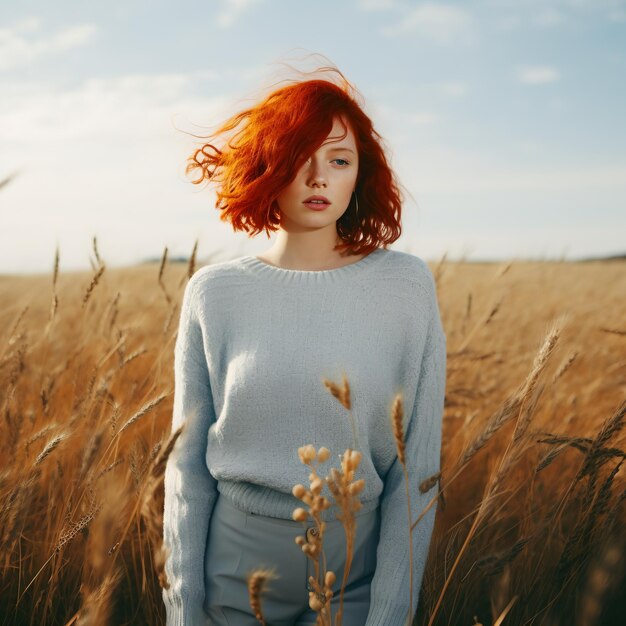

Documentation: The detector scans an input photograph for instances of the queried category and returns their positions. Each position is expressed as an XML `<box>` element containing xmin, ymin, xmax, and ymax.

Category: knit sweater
<box><xmin>162</xmin><ymin>247</ymin><xmax>447</xmax><ymax>626</ymax></box>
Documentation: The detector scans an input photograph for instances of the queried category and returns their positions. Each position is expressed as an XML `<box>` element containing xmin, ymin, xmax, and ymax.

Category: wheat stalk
<box><xmin>158</xmin><ymin>246</ymin><xmax>172</xmax><ymax>305</ymax></box>
<box><xmin>390</xmin><ymin>393</ymin><xmax>414</xmax><ymax>623</ymax></box>
<box><xmin>82</xmin><ymin>264</ymin><xmax>105</xmax><ymax>308</ymax></box>
<box><xmin>187</xmin><ymin>239</ymin><xmax>198</xmax><ymax>279</ymax></box>
<box><xmin>117</xmin><ymin>393</ymin><xmax>168</xmax><ymax>435</ymax></box>
<box><xmin>34</xmin><ymin>433</ymin><xmax>68</xmax><ymax>467</ymax></box>
<box><xmin>247</xmin><ymin>568</ymin><xmax>279</xmax><ymax>625</ymax></box>
<box><xmin>322</xmin><ymin>372</ymin><xmax>361</xmax><ymax>451</ymax></box>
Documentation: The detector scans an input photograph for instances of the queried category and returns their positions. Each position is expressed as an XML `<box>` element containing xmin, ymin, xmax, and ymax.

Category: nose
<box><xmin>305</xmin><ymin>158</ymin><xmax>327</xmax><ymax>188</ymax></box>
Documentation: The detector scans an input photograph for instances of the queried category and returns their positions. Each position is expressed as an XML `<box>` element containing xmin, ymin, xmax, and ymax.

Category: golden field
<box><xmin>1</xmin><ymin>246</ymin><xmax>624</xmax><ymax>626</ymax></box>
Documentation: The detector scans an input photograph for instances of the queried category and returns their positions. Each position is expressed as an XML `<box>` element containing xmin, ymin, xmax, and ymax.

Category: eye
<box><xmin>332</xmin><ymin>158</ymin><xmax>350</xmax><ymax>166</ymax></box>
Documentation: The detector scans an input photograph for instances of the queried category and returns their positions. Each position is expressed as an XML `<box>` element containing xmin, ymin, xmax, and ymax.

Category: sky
<box><xmin>1</xmin><ymin>0</ymin><xmax>625</xmax><ymax>274</ymax></box>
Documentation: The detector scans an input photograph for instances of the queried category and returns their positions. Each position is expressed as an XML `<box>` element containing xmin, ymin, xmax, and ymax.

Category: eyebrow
<box><xmin>324</xmin><ymin>147</ymin><xmax>356</xmax><ymax>154</ymax></box>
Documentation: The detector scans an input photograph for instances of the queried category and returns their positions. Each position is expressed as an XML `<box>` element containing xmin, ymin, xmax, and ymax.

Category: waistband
<box><xmin>216</xmin><ymin>479</ymin><xmax>380</xmax><ymax>522</ymax></box>
<box><xmin>217</xmin><ymin>489</ymin><xmax>379</xmax><ymax>531</ymax></box>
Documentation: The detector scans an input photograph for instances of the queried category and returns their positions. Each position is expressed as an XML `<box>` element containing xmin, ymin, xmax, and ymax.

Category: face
<box><xmin>274</xmin><ymin>115</ymin><xmax>359</xmax><ymax>231</ymax></box>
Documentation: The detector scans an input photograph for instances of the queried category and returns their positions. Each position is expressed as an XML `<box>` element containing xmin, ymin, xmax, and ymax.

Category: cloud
<box><xmin>0</xmin><ymin>71</ymin><xmax>224</xmax><ymax>143</ymax></box>
<box><xmin>6</xmin><ymin>15</ymin><xmax>42</xmax><ymax>33</ymax></box>
<box><xmin>216</xmin><ymin>0</ymin><xmax>264</xmax><ymax>28</ymax></box>
<box><xmin>0</xmin><ymin>18</ymin><xmax>96</xmax><ymax>71</ymax></box>
<box><xmin>484</xmin><ymin>0</ymin><xmax>626</xmax><ymax>29</ymax></box>
<box><xmin>0</xmin><ymin>70</ymin><xmax>239</xmax><ymax>273</ymax></box>
<box><xmin>516</xmin><ymin>65</ymin><xmax>560</xmax><ymax>84</ymax></box>
<box><xmin>381</xmin><ymin>2</ymin><xmax>475</xmax><ymax>44</ymax></box>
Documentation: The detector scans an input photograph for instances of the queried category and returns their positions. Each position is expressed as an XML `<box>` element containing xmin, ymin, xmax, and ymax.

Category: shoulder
<box><xmin>175</xmin><ymin>258</ymin><xmax>245</xmax><ymax>318</ymax></box>
<box><xmin>389</xmin><ymin>252</ymin><xmax>445</xmax><ymax>341</ymax></box>
<box><xmin>185</xmin><ymin>257</ymin><xmax>246</xmax><ymax>295</ymax></box>
<box><xmin>381</xmin><ymin>248</ymin><xmax>438</xmax><ymax>299</ymax></box>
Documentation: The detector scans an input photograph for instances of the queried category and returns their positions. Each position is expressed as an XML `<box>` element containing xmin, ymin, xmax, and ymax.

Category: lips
<box><xmin>303</xmin><ymin>195</ymin><xmax>330</xmax><ymax>205</ymax></box>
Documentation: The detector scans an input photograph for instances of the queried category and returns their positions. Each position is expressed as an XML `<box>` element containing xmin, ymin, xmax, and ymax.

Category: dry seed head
<box><xmin>552</xmin><ymin>350</ymin><xmax>578</xmax><ymax>384</ymax></box>
<box><xmin>92</xmin><ymin>235</ymin><xmax>103</xmax><ymax>267</ymax></box>
<box><xmin>55</xmin><ymin>503</ymin><xmax>103</xmax><ymax>552</ymax></box>
<box><xmin>322</xmin><ymin>376</ymin><xmax>351</xmax><ymax>410</ymax></box>
<box><xmin>349</xmin><ymin>478</ymin><xmax>365</xmax><ymax>495</ymax></box>
<box><xmin>519</xmin><ymin>325</ymin><xmax>561</xmax><ymax>401</ymax></box>
<box><xmin>317</xmin><ymin>446</ymin><xmax>330</xmax><ymax>462</ymax></box>
<box><xmin>95</xmin><ymin>458</ymin><xmax>124</xmax><ymax>481</ymax></box>
<box><xmin>247</xmin><ymin>567</ymin><xmax>278</xmax><ymax>626</ymax></box>
<box><xmin>82</xmin><ymin>264</ymin><xmax>105</xmax><ymax>307</ymax></box>
<box><xmin>326</xmin><ymin>479</ymin><xmax>340</xmax><ymax>497</ymax></box>
<box><xmin>495</xmin><ymin>260</ymin><xmax>512</xmax><ymax>278</ymax></box>
<box><xmin>310</xmin><ymin>477</ymin><xmax>324</xmax><ymax>494</ymax></box>
<box><xmin>34</xmin><ymin>432</ymin><xmax>67</xmax><ymax>467</ymax></box>
<box><xmin>391</xmin><ymin>394</ymin><xmax>407</xmax><ymax>466</ymax></box>
<box><xmin>24</xmin><ymin>423</ymin><xmax>58</xmax><ymax>453</ymax></box>
<box><xmin>292</xmin><ymin>507</ymin><xmax>308</xmax><ymax>522</ymax></box>
<box><xmin>52</xmin><ymin>245</ymin><xmax>59</xmax><ymax>287</ymax></box>
<box><xmin>419</xmin><ymin>471</ymin><xmax>441</xmax><ymax>493</ymax></box>
<box><xmin>118</xmin><ymin>393</ymin><xmax>167</xmax><ymax>435</ymax></box>
<box><xmin>349</xmin><ymin>449</ymin><xmax>362</xmax><ymax>468</ymax></box>
<box><xmin>459</xmin><ymin>396</ymin><xmax>519</xmax><ymax>468</ymax></box>
<box><xmin>292</xmin><ymin>484</ymin><xmax>306</xmax><ymax>499</ymax></box>
<box><xmin>298</xmin><ymin>445</ymin><xmax>316</xmax><ymax>465</ymax></box>
<box><xmin>309</xmin><ymin>594</ymin><xmax>324</xmax><ymax>611</ymax></box>
<box><xmin>158</xmin><ymin>246</ymin><xmax>172</xmax><ymax>305</ymax></box>
<box><xmin>325</xmin><ymin>570</ymin><xmax>336</xmax><ymax>587</ymax></box>
<box><xmin>484</xmin><ymin>298</ymin><xmax>502</xmax><ymax>325</ymax></box>
<box><xmin>158</xmin><ymin>246</ymin><xmax>168</xmax><ymax>284</ymax></box>
<box><xmin>187</xmin><ymin>239</ymin><xmax>198</xmax><ymax>279</ymax></box>
<box><xmin>322</xmin><ymin>378</ymin><xmax>343</xmax><ymax>403</ymax></box>
<box><xmin>119</xmin><ymin>348</ymin><xmax>148</xmax><ymax>369</ymax></box>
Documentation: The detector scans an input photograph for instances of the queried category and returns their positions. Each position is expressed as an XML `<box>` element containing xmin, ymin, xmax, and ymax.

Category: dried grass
<box><xmin>0</xmin><ymin>248</ymin><xmax>624</xmax><ymax>625</ymax></box>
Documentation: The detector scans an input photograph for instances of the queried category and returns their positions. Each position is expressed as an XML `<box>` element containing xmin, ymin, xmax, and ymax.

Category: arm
<box><xmin>162</xmin><ymin>276</ymin><xmax>219</xmax><ymax>626</ymax></box>
<box><xmin>364</xmin><ymin>281</ymin><xmax>447</xmax><ymax>626</ymax></box>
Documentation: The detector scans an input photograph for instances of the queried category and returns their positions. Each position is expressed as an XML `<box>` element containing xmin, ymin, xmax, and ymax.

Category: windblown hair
<box><xmin>186</xmin><ymin>64</ymin><xmax>404</xmax><ymax>255</ymax></box>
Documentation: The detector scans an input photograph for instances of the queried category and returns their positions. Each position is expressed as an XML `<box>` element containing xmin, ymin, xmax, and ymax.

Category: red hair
<box><xmin>186</xmin><ymin>62</ymin><xmax>404</xmax><ymax>255</ymax></box>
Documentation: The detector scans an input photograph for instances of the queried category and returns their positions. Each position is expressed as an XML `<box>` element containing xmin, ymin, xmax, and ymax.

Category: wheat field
<box><xmin>1</xmin><ymin>243</ymin><xmax>624</xmax><ymax>626</ymax></box>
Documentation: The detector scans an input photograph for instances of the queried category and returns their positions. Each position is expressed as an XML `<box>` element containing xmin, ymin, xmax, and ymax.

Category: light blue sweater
<box><xmin>162</xmin><ymin>247</ymin><xmax>447</xmax><ymax>626</ymax></box>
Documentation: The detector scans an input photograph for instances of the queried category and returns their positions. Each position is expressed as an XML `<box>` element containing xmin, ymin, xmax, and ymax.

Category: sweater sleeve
<box><xmin>364</xmin><ymin>279</ymin><xmax>447</xmax><ymax>626</ymax></box>
<box><xmin>162</xmin><ymin>276</ymin><xmax>219</xmax><ymax>626</ymax></box>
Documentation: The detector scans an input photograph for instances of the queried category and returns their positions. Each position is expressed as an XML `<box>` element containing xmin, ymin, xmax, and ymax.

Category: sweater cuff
<box><xmin>163</xmin><ymin>593</ymin><xmax>208</xmax><ymax>626</ymax></box>
<box><xmin>364</xmin><ymin>596</ymin><xmax>411</xmax><ymax>626</ymax></box>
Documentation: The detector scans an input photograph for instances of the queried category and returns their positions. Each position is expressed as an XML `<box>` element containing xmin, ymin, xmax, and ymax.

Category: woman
<box><xmin>162</xmin><ymin>63</ymin><xmax>447</xmax><ymax>626</ymax></box>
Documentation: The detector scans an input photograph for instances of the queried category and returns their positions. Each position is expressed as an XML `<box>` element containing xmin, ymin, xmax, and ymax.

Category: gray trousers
<box><xmin>203</xmin><ymin>493</ymin><xmax>381</xmax><ymax>625</ymax></box>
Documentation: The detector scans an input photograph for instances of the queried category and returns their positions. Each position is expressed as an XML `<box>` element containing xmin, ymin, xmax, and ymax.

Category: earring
<box><xmin>353</xmin><ymin>190</ymin><xmax>359</xmax><ymax>215</ymax></box>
